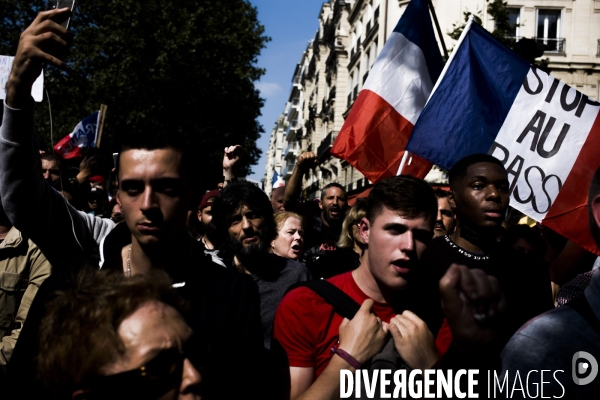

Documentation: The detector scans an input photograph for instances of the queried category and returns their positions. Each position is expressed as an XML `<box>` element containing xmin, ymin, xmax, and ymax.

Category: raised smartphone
<box><xmin>45</xmin><ymin>0</ymin><xmax>76</xmax><ymax>31</ymax></box>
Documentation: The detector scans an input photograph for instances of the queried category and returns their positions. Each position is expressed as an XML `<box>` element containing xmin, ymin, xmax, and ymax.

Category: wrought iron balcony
<box><xmin>535</xmin><ymin>37</ymin><xmax>565</xmax><ymax>54</ymax></box>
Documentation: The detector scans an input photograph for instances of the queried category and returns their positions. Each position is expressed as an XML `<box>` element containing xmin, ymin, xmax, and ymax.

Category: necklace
<box><xmin>126</xmin><ymin>244</ymin><xmax>132</xmax><ymax>277</ymax></box>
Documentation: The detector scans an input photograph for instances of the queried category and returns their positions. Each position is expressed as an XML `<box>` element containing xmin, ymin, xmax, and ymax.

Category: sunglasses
<box><xmin>86</xmin><ymin>333</ymin><xmax>205</xmax><ymax>399</ymax></box>
<box><xmin>41</xmin><ymin>168</ymin><xmax>60</xmax><ymax>176</ymax></box>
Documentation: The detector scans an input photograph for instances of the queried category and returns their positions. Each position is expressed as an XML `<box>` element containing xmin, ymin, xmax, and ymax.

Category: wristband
<box><xmin>331</xmin><ymin>346</ymin><xmax>362</xmax><ymax>369</ymax></box>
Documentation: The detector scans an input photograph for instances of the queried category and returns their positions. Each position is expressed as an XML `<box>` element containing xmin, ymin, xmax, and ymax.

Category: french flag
<box><xmin>407</xmin><ymin>21</ymin><xmax>600</xmax><ymax>255</ymax></box>
<box><xmin>54</xmin><ymin>111</ymin><xmax>100</xmax><ymax>159</ymax></box>
<box><xmin>272</xmin><ymin>170</ymin><xmax>285</xmax><ymax>188</ymax></box>
<box><xmin>330</xmin><ymin>0</ymin><xmax>443</xmax><ymax>183</ymax></box>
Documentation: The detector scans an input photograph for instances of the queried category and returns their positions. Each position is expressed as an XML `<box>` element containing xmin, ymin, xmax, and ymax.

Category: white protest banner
<box><xmin>0</xmin><ymin>55</ymin><xmax>44</xmax><ymax>102</ymax></box>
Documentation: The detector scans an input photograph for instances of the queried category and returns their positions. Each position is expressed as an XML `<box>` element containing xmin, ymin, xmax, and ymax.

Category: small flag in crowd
<box><xmin>272</xmin><ymin>171</ymin><xmax>285</xmax><ymax>188</ymax></box>
<box><xmin>54</xmin><ymin>111</ymin><xmax>100</xmax><ymax>159</ymax></box>
<box><xmin>331</xmin><ymin>0</ymin><xmax>443</xmax><ymax>183</ymax></box>
<box><xmin>406</xmin><ymin>21</ymin><xmax>600</xmax><ymax>255</ymax></box>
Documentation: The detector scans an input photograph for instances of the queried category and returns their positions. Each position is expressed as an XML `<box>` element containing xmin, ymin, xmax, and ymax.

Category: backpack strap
<box><xmin>285</xmin><ymin>279</ymin><xmax>361</xmax><ymax>320</ymax></box>
<box><xmin>566</xmin><ymin>295</ymin><xmax>600</xmax><ymax>338</ymax></box>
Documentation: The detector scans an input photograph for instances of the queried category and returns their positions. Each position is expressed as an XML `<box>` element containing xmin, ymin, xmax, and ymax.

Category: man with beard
<box><xmin>282</xmin><ymin>152</ymin><xmax>349</xmax><ymax>267</ymax></box>
<box><xmin>40</xmin><ymin>153</ymin><xmax>61</xmax><ymax>184</ymax></box>
<box><xmin>299</xmin><ymin>182</ymin><xmax>348</xmax><ymax>269</ymax></box>
<box><xmin>433</xmin><ymin>188</ymin><xmax>456</xmax><ymax>238</ymax></box>
<box><xmin>211</xmin><ymin>181</ymin><xmax>311</xmax><ymax>349</ymax></box>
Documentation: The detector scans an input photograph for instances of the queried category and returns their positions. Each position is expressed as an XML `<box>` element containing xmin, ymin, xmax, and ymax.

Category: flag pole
<box><xmin>425</xmin><ymin>16</ymin><xmax>474</xmax><ymax>107</ymax></box>
<box><xmin>399</xmin><ymin>15</ymin><xmax>474</xmax><ymax>176</ymax></box>
<box><xmin>397</xmin><ymin>151</ymin><xmax>410</xmax><ymax>175</ymax></box>
<box><xmin>95</xmin><ymin>104</ymin><xmax>107</xmax><ymax>148</ymax></box>
<box><xmin>427</xmin><ymin>0</ymin><xmax>448</xmax><ymax>59</ymax></box>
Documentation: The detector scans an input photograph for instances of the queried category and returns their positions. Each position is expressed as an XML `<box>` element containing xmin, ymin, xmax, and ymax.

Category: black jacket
<box><xmin>5</xmin><ymin>223</ymin><xmax>268</xmax><ymax>399</ymax></box>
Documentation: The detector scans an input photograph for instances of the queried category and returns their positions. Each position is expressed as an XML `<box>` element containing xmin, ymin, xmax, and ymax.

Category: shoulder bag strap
<box><xmin>285</xmin><ymin>279</ymin><xmax>361</xmax><ymax>319</ymax></box>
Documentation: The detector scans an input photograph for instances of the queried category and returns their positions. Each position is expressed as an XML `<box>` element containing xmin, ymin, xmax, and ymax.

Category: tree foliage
<box><xmin>447</xmin><ymin>0</ymin><xmax>517</xmax><ymax>48</ymax></box>
<box><xmin>446</xmin><ymin>0</ymin><xmax>547</xmax><ymax>69</ymax></box>
<box><xmin>0</xmin><ymin>0</ymin><xmax>270</xmax><ymax>191</ymax></box>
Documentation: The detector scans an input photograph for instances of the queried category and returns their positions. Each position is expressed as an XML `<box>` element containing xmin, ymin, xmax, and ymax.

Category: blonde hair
<box><xmin>270</xmin><ymin>212</ymin><xmax>304</xmax><ymax>254</ymax></box>
<box><xmin>337</xmin><ymin>199</ymin><xmax>367</xmax><ymax>248</ymax></box>
<box><xmin>273</xmin><ymin>211</ymin><xmax>303</xmax><ymax>232</ymax></box>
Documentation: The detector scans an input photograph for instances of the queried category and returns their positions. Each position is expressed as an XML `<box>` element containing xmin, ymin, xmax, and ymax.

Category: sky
<box><xmin>246</xmin><ymin>0</ymin><xmax>327</xmax><ymax>182</ymax></box>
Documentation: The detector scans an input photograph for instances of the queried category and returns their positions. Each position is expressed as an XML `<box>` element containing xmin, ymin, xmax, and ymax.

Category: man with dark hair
<box><xmin>273</xmin><ymin>175</ymin><xmax>440</xmax><ymax>399</ymax></box>
<box><xmin>211</xmin><ymin>181</ymin><xmax>311</xmax><ymax>349</ymax></box>
<box><xmin>421</xmin><ymin>153</ymin><xmax>552</xmax><ymax>357</ymax></box>
<box><xmin>40</xmin><ymin>153</ymin><xmax>61</xmax><ymax>183</ymax></box>
<box><xmin>433</xmin><ymin>188</ymin><xmax>456</xmax><ymax>238</ymax></box>
<box><xmin>283</xmin><ymin>151</ymin><xmax>349</xmax><ymax>266</ymax></box>
<box><xmin>0</xmin><ymin>10</ymin><xmax>264</xmax><ymax>398</ymax></box>
<box><xmin>319</xmin><ymin>182</ymin><xmax>347</xmax><ymax>228</ymax></box>
<box><xmin>195</xmin><ymin>189</ymin><xmax>222</xmax><ymax>267</ymax></box>
<box><xmin>38</xmin><ymin>269</ymin><xmax>203</xmax><ymax>399</ymax></box>
<box><xmin>500</xmin><ymin>165</ymin><xmax>600</xmax><ymax>398</ymax></box>
<box><xmin>86</xmin><ymin>186</ymin><xmax>109</xmax><ymax>218</ymax></box>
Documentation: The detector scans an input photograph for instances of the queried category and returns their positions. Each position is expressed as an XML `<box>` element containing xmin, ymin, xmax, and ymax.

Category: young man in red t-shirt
<box><xmin>273</xmin><ymin>175</ymin><xmax>441</xmax><ymax>399</ymax></box>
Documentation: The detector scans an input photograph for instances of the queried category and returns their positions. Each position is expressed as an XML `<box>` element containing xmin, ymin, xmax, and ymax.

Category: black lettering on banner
<box><xmin>560</xmin><ymin>84</ymin><xmax>581</xmax><ymax>113</ymax></box>
<box><xmin>575</xmin><ymin>95</ymin><xmax>600</xmax><ymax>118</ymax></box>
<box><xmin>488</xmin><ymin>142</ymin><xmax>509</xmax><ymax>164</ymax></box>
<box><xmin>489</xmin><ymin>143</ymin><xmax>524</xmax><ymax>195</ymax></box>
<box><xmin>506</xmin><ymin>155</ymin><xmax>524</xmax><ymax>194</ymax></box>
<box><xmin>516</xmin><ymin>110</ymin><xmax>568</xmax><ymax>158</ymax></box>
<box><xmin>517</xmin><ymin>110</ymin><xmax>545</xmax><ymax>151</ymax></box>
<box><xmin>513</xmin><ymin>167</ymin><xmax>536</xmax><ymax>204</ymax></box>
<box><xmin>537</xmin><ymin>121</ymin><xmax>569</xmax><ymax>158</ymax></box>
<box><xmin>522</xmin><ymin>67</ymin><xmax>543</xmax><ymax>95</ymax></box>
<box><xmin>544</xmin><ymin>78</ymin><xmax>560</xmax><ymax>103</ymax></box>
<box><xmin>513</xmin><ymin>166</ymin><xmax>563</xmax><ymax>214</ymax></box>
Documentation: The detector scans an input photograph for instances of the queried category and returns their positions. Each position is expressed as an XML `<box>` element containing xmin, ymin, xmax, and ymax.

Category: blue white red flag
<box><xmin>330</xmin><ymin>0</ymin><xmax>443</xmax><ymax>182</ymax></box>
<box><xmin>54</xmin><ymin>111</ymin><xmax>100</xmax><ymax>159</ymax></box>
<box><xmin>272</xmin><ymin>170</ymin><xmax>285</xmax><ymax>188</ymax></box>
<box><xmin>406</xmin><ymin>22</ymin><xmax>600</xmax><ymax>254</ymax></box>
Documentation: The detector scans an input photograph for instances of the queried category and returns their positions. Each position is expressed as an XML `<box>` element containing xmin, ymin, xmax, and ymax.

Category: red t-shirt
<box><xmin>273</xmin><ymin>271</ymin><xmax>397</xmax><ymax>377</ymax></box>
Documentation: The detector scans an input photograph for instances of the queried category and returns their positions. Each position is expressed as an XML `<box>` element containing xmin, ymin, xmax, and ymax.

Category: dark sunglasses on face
<box><xmin>86</xmin><ymin>333</ymin><xmax>206</xmax><ymax>399</ymax></box>
<box><xmin>42</xmin><ymin>168</ymin><xmax>60</xmax><ymax>176</ymax></box>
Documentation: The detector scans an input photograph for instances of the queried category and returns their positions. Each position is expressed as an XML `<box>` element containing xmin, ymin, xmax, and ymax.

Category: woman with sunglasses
<box><xmin>37</xmin><ymin>269</ymin><xmax>204</xmax><ymax>400</ymax></box>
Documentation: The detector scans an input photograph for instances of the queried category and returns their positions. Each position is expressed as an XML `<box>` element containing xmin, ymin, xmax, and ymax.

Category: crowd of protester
<box><xmin>0</xmin><ymin>8</ymin><xmax>599</xmax><ymax>400</ymax></box>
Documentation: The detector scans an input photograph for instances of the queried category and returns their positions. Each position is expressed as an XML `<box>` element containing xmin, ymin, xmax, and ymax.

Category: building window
<box><xmin>508</xmin><ymin>8</ymin><xmax>520</xmax><ymax>39</ymax></box>
<box><xmin>371</xmin><ymin>39</ymin><xmax>378</xmax><ymax>67</ymax></box>
<box><xmin>536</xmin><ymin>9</ymin><xmax>563</xmax><ymax>53</ymax></box>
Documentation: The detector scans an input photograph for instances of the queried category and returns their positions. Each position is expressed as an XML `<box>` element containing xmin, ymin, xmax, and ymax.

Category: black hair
<box><xmin>588</xmin><ymin>166</ymin><xmax>600</xmax><ymax>246</ymax></box>
<box><xmin>320</xmin><ymin>182</ymin><xmax>347</xmax><ymax>202</ymax></box>
<box><xmin>366</xmin><ymin>175</ymin><xmax>437</xmax><ymax>228</ymax></box>
<box><xmin>115</xmin><ymin>124</ymin><xmax>200</xmax><ymax>201</ymax></box>
<box><xmin>211</xmin><ymin>181</ymin><xmax>277</xmax><ymax>254</ymax></box>
<box><xmin>433</xmin><ymin>188</ymin><xmax>451</xmax><ymax>199</ymax></box>
<box><xmin>40</xmin><ymin>151</ymin><xmax>65</xmax><ymax>173</ymax></box>
<box><xmin>448</xmin><ymin>154</ymin><xmax>506</xmax><ymax>191</ymax></box>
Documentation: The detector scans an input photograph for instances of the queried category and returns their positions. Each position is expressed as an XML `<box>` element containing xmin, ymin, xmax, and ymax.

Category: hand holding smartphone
<box><xmin>45</xmin><ymin>0</ymin><xmax>76</xmax><ymax>31</ymax></box>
